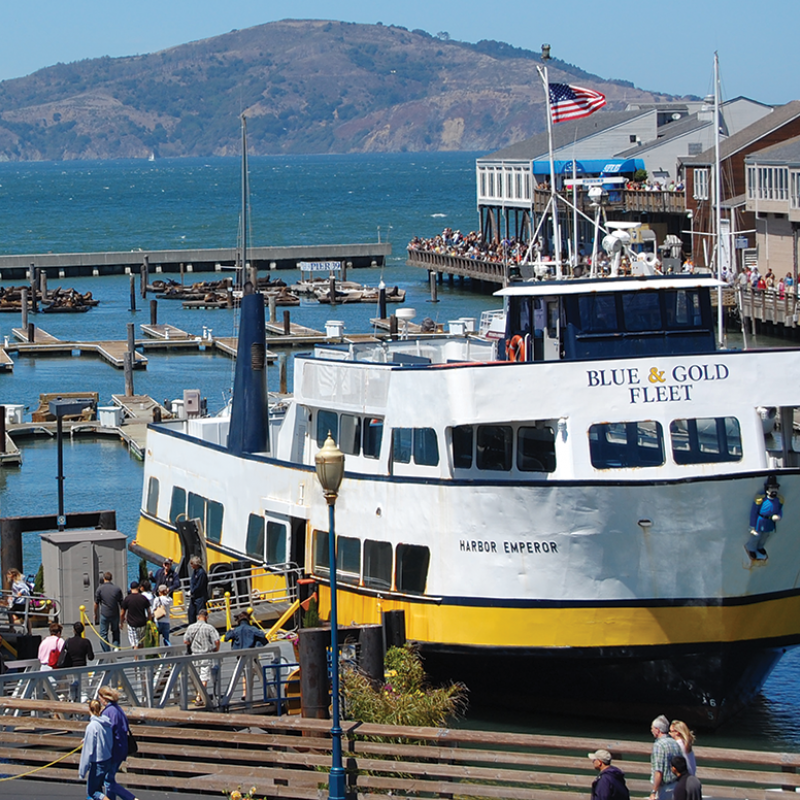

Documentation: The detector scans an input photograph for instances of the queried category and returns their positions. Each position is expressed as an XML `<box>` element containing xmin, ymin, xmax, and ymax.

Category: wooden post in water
<box><xmin>140</xmin><ymin>256</ymin><xmax>149</xmax><ymax>298</ymax></box>
<box><xmin>124</xmin><ymin>352</ymin><xmax>135</xmax><ymax>397</ymax></box>
<box><xmin>283</xmin><ymin>310</ymin><xmax>291</xmax><ymax>336</ymax></box>
<box><xmin>39</xmin><ymin>270</ymin><xmax>48</xmax><ymax>301</ymax></box>
<box><xmin>379</xmin><ymin>285</ymin><xmax>387</xmax><ymax>320</ymax></box>
<box><xmin>248</xmin><ymin>265</ymin><xmax>258</xmax><ymax>288</ymax></box>
<box><xmin>268</xmin><ymin>295</ymin><xmax>277</xmax><ymax>323</ymax></box>
<box><xmin>226</xmin><ymin>289</ymin><xmax>233</xmax><ymax>309</ymax></box>
<box><xmin>279</xmin><ymin>352</ymin><xmax>287</xmax><ymax>394</ymax></box>
<box><xmin>127</xmin><ymin>322</ymin><xmax>136</xmax><ymax>361</ymax></box>
<box><xmin>389</xmin><ymin>314</ymin><xmax>398</xmax><ymax>341</ymax></box>
<box><xmin>29</xmin><ymin>265</ymin><xmax>37</xmax><ymax>313</ymax></box>
<box><xmin>180</xmin><ymin>262</ymin><xmax>184</xmax><ymax>286</ymax></box>
<box><xmin>0</xmin><ymin>407</ymin><xmax>5</xmax><ymax>454</ymax></box>
<box><xmin>430</xmin><ymin>270</ymin><xmax>439</xmax><ymax>303</ymax></box>
<box><xmin>329</xmin><ymin>275</ymin><xmax>337</xmax><ymax>306</ymax></box>
<box><xmin>343</xmin><ymin>261</ymin><xmax>350</xmax><ymax>283</ymax></box>
<box><xmin>150</xmin><ymin>299</ymin><xmax>158</xmax><ymax>326</ymax></box>
<box><xmin>20</xmin><ymin>288</ymin><xmax>28</xmax><ymax>331</ymax></box>
<box><xmin>129</xmin><ymin>275</ymin><xmax>136</xmax><ymax>312</ymax></box>
<box><xmin>26</xmin><ymin>322</ymin><xmax>34</xmax><ymax>344</ymax></box>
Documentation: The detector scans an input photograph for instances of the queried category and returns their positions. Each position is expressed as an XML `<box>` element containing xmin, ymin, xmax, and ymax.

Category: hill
<box><xmin>0</xmin><ymin>19</ymin><xmax>683</xmax><ymax>161</ymax></box>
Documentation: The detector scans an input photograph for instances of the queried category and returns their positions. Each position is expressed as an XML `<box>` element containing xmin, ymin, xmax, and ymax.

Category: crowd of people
<box><xmin>409</xmin><ymin>228</ymin><xmax>530</xmax><ymax>264</ymax></box>
<box><xmin>738</xmin><ymin>266</ymin><xmax>795</xmax><ymax>295</ymax></box>
<box><xmin>625</xmin><ymin>179</ymin><xmax>685</xmax><ymax>192</ymax></box>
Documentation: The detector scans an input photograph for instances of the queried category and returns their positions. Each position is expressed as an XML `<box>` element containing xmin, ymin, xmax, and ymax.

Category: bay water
<box><xmin>0</xmin><ymin>153</ymin><xmax>798</xmax><ymax>749</ymax></box>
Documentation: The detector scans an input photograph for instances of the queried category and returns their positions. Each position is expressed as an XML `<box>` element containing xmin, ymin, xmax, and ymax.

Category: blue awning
<box><xmin>531</xmin><ymin>158</ymin><xmax>645</xmax><ymax>175</ymax></box>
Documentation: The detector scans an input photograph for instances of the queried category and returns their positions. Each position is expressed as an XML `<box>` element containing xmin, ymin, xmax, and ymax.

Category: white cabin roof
<box><xmin>495</xmin><ymin>276</ymin><xmax>723</xmax><ymax>297</ymax></box>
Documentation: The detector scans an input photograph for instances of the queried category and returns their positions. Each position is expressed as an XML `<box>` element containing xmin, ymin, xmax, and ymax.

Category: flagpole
<box><xmin>538</xmin><ymin>44</ymin><xmax>562</xmax><ymax>279</ymax></box>
<box><xmin>714</xmin><ymin>51</ymin><xmax>724</xmax><ymax>347</ymax></box>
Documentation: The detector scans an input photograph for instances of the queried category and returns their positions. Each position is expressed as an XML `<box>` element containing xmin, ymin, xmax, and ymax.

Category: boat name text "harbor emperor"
<box><xmin>460</xmin><ymin>540</ymin><xmax>559</xmax><ymax>555</ymax></box>
<box><xmin>586</xmin><ymin>363</ymin><xmax>730</xmax><ymax>405</ymax></box>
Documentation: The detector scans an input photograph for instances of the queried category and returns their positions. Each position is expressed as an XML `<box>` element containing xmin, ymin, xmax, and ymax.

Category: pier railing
<box><xmin>407</xmin><ymin>247</ymin><xmax>512</xmax><ymax>284</ymax></box>
<box><xmin>738</xmin><ymin>285</ymin><xmax>800</xmax><ymax>327</ymax></box>
<box><xmin>0</xmin><ymin>697</ymin><xmax>799</xmax><ymax>799</ymax></box>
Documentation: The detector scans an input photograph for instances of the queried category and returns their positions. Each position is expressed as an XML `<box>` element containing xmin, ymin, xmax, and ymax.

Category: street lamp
<box><xmin>314</xmin><ymin>433</ymin><xmax>346</xmax><ymax>800</ymax></box>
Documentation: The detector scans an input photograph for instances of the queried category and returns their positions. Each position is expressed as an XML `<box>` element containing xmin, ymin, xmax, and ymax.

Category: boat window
<box><xmin>665</xmin><ymin>290</ymin><xmax>703</xmax><ymax>328</ymax></box>
<box><xmin>339</xmin><ymin>414</ymin><xmax>361</xmax><ymax>456</ymax></box>
<box><xmin>414</xmin><ymin>428</ymin><xmax>439</xmax><ymax>466</ymax></box>
<box><xmin>477</xmin><ymin>425</ymin><xmax>513</xmax><ymax>471</ymax></box>
<box><xmin>396</xmin><ymin>544</ymin><xmax>430</xmax><ymax>595</ymax></box>
<box><xmin>169</xmin><ymin>487</ymin><xmax>186</xmax><ymax>525</ymax></box>
<box><xmin>206</xmin><ymin>499</ymin><xmax>224</xmax><ymax>543</ymax></box>
<box><xmin>622</xmin><ymin>292</ymin><xmax>661</xmax><ymax>332</ymax></box>
<box><xmin>245</xmin><ymin>514</ymin><xmax>265</xmax><ymax>561</ymax></box>
<box><xmin>518</xmin><ymin>426</ymin><xmax>556</xmax><ymax>472</ymax></box>
<box><xmin>579</xmin><ymin>294</ymin><xmax>619</xmax><ymax>332</ymax></box>
<box><xmin>146</xmin><ymin>477</ymin><xmax>159</xmax><ymax>517</ymax></box>
<box><xmin>589</xmin><ymin>421</ymin><xmax>665</xmax><ymax>469</ymax></box>
<box><xmin>188</xmin><ymin>492</ymin><xmax>206</xmax><ymax>526</ymax></box>
<box><xmin>337</xmin><ymin>536</ymin><xmax>361</xmax><ymax>585</ymax></box>
<box><xmin>670</xmin><ymin>417</ymin><xmax>742</xmax><ymax>464</ymax></box>
<box><xmin>363</xmin><ymin>540</ymin><xmax>393</xmax><ymax>590</ymax></box>
<box><xmin>317</xmin><ymin>410</ymin><xmax>338</xmax><ymax>446</ymax></box>
<box><xmin>452</xmin><ymin>425</ymin><xmax>474</xmax><ymax>469</ymax></box>
<box><xmin>313</xmin><ymin>530</ymin><xmax>329</xmax><ymax>577</ymax></box>
<box><xmin>266</xmin><ymin>521</ymin><xmax>287</xmax><ymax>564</ymax></box>
<box><xmin>392</xmin><ymin>428</ymin><xmax>413</xmax><ymax>464</ymax></box>
<box><xmin>363</xmin><ymin>418</ymin><xmax>384</xmax><ymax>459</ymax></box>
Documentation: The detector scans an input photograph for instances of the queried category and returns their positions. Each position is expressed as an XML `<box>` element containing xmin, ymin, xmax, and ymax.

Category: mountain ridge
<box><xmin>0</xmin><ymin>19</ymin><xmax>689</xmax><ymax>161</ymax></box>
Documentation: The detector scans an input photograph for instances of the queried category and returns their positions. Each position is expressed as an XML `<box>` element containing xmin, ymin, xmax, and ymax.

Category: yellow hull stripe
<box><xmin>136</xmin><ymin>516</ymin><xmax>800</xmax><ymax>649</ymax></box>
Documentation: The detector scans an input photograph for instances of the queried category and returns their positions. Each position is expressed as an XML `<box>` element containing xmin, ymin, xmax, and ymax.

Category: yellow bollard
<box><xmin>224</xmin><ymin>591</ymin><xmax>232</xmax><ymax>631</ymax></box>
<box><xmin>79</xmin><ymin>605</ymin><xmax>87</xmax><ymax>635</ymax></box>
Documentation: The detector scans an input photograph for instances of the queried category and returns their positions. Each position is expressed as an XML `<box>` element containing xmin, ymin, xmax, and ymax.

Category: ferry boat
<box><xmin>133</xmin><ymin>274</ymin><xmax>800</xmax><ymax>724</ymax></box>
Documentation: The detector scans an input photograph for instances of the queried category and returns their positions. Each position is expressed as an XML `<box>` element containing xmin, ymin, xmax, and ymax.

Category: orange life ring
<box><xmin>506</xmin><ymin>334</ymin><xmax>525</xmax><ymax>362</ymax></box>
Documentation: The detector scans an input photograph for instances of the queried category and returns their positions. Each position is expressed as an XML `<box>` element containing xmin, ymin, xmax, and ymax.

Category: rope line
<box><xmin>0</xmin><ymin>743</ymin><xmax>82</xmax><ymax>782</ymax></box>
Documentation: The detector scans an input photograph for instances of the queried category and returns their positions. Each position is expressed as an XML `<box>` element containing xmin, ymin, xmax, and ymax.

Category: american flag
<box><xmin>548</xmin><ymin>83</ymin><xmax>606</xmax><ymax>123</ymax></box>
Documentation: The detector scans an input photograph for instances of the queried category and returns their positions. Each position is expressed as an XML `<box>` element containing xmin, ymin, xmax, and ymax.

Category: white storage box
<box><xmin>98</xmin><ymin>406</ymin><xmax>124</xmax><ymax>427</ymax></box>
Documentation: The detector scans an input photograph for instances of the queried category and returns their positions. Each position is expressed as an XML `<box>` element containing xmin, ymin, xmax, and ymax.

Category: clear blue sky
<box><xmin>2</xmin><ymin>0</ymin><xmax>797</xmax><ymax>105</ymax></box>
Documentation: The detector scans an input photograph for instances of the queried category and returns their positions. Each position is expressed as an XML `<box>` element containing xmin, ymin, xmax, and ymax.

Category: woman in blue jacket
<box><xmin>98</xmin><ymin>686</ymin><xmax>138</xmax><ymax>800</ymax></box>
<box><xmin>79</xmin><ymin>699</ymin><xmax>113</xmax><ymax>800</ymax></box>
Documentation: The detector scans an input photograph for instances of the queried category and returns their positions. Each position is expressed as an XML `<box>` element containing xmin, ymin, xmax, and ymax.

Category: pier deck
<box><xmin>0</xmin><ymin>348</ymin><xmax>12</xmax><ymax>371</ymax></box>
<box><xmin>140</xmin><ymin>323</ymin><xmax>193</xmax><ymax>340</ymax></box>
<box><xmin>0</xmin><ymin>242</ymin><xmax>391</xmax><ymax>280</ymax></box>
<box><xmin>7</xmin><ymin>329</ymin><xmax>148</xmax><ymax>369</ymax></box>
<box><xmin>265</xmin><ymin>321</ymin><xmax>323</xmax><ymax>337</ymax></box>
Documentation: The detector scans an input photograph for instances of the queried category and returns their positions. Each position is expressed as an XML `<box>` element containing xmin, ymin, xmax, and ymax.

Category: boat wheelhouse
<box><xmin>135</xmin><ymin>275</ymin><xmax>800</xmax><ymax>724</ymax></box>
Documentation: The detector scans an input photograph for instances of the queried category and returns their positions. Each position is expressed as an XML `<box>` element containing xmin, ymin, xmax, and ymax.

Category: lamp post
<box><xmin>315</xmin><ymin>434</ymin><xmax>346</xmax><ymax>800</ymax></box>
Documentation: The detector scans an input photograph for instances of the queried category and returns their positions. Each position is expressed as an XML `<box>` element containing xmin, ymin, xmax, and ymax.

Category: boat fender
<box><xmin>506</xmin><ymin>335</ymin><xmax>525</xmax><ymax>362</ymax></box>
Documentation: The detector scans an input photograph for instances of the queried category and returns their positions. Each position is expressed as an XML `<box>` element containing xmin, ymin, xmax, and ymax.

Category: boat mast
<box><xmin>538</xmin><ymin>44</ymin><xmax>562</xmax><ymax>278</ymax></box>
<box><xmin>239</xmin><ymin>114</ymin><xmax>250</xmax><ymax>293</ymax></box>
<box><xmin>714</xmin><ymin>53</ymin><xmax>724</xmax><ymax>346</ymax></box>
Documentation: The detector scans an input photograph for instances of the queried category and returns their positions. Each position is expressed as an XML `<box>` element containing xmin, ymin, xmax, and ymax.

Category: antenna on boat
<box><xmin>238</xmin><ymin>114</ymin><xmax>251</xmax><ymax>294</ymax></box>
<box><xmin>713</xmin><ymin>52</ymin><xmax>725</xmax><ymax>348</ymax></box>
<box><xmin>537</xmin><ymin>44</ymin><xmax>563</xmax><ymax>279</ymax></box>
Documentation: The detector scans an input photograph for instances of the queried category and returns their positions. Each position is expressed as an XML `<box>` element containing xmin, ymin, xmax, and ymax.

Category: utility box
<box><xmin>41</xmin><ymin>530</ymin><xmax>128</xmax><ymax>623</ymax></box>
<box><xmin>183</xmin><ymin>389</ymin><xmax>201</xmax><ymax>418</ymax></box>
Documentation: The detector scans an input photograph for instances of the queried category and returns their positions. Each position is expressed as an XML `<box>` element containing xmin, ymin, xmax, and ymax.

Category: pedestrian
<box><xmin>224</xmin><ymin>611</ymin><xmax>267</xmax><ymax>699</ymax></box>
<box><xmin>79</xmin><ymin>698</ymin><xmax>113</xmax><ymax>800</ymax></box>
<box><xmin>152</xmin><ymin>584</ymin><xmax>173</xmax><ymax>646</ymax></box>
<box><xmin>94</xmin><ymin>572</ymin><xmax>123</xmax><ymax>652</ymax></box>
<box><xmin>98</xmin><ymin>686</ymin><xmax>139</xmax><ymax>800</ymax></box>
<box><xmin>120</xmin><ymin>582</ymin><xmax>152</xmax><ymax>649</ymax></box>
<box><xmin>59</xmin><ymin>621</ymin><xmax>95</xmax><ymax>701</ymax></box>
<box><xmin>188</xmin><ymin>555</ymin><xmax>209</xmax><ymax>624</ymax></box>
<box><xmin>669</xmin><ymin>720</ymin><xmax>696</xmax><ymax>775</ymax></box>
<box><xmin>650</xmin><ymin>714</ymin><xmax>682</xmax><ymax>800</ymax></box>
<box><xmin>6</xmin><ymin>568</ymin><xmax>30</xmax><ymax>626</ymax></box>
<box><xmin>588</xmin><ymin>748</ymin><xmax>630</xmax><ymax>800</ymax></box>
<box><xmin>184</xmin><ymin>608</ymin><xmax>220</xmax><ymax>705</ymax></box>
<box><xmin>37</xmin><ymin>622</ymin><xmax>64</xmax><ymax>670</ymax></box>
<box><xmin>670</xmin><ymin>755</ymin><xmax>702</xmax><ymax>800</ymax></box>
<box><xmin>153</xmin><ymin>557</ymin><xmax>181</xmax><ymax>596</ymax></box>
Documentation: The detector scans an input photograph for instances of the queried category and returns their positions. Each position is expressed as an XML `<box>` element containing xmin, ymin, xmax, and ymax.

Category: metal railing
<box><xmin>0</xmin><ymin>639</ymin><xmax>298</xmax><ymax>713</ymax></box>
<box><xmin>0</xmin><ymin>589</ymin><xmax>61</xmax><ymax>636</ymax></box>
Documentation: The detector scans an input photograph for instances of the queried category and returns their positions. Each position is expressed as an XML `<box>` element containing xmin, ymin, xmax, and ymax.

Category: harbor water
<box><xmin>1</xmin><ymin>153</ymin><xmax>799</xmax><ymax>749</ymax></box>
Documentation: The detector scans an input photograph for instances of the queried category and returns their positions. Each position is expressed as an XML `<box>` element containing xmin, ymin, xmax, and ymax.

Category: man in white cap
<box><xmin>650</xmin><ymin>715</ymin><xmax>682</xmax><ymax>800</ymax></box>
<box><xmin>588</xmin><ymin>748</ymin><xmax>630</xmax><ymax>800</ymax></box>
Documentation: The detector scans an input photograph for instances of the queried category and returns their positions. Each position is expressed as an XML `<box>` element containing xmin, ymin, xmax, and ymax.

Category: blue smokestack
<box><xmin>227</xmin><ymin>291</ymin><xmax>268</xmax><ymax>455</ymax></box>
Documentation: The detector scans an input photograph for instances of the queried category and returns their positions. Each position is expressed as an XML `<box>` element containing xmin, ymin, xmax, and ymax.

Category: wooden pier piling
<box><xmin>430</xmin><ymin>270</ymin><xmax>439</xmax><ymax>303</ymax></box>
<box><xmin>283</xmin><ymin>310</ymin><xmax>291</xmax><ymax>335</ymax></box>
<box><xmin>150</xmin><ymin>299</ymin><xmax>157</xmax><ymax>325</ymax></box>
<box><xmin>124</xmin><ymin>352</ymin><xmax>134</xmax><ymax>397</ymax></box>
<box><xmin>140</xmin><ymin>256</ymin><xmax>149</xmax><ymax>299</ymax></box>
<box><xmin>129</xmin><ymin>274</ymin><xmax>136</xmax><ymax>311</ymax></box>
<box><xmin>20</xmin><ymin>288</ymin><xmax>27</xmax><ymax>330</ymax></box>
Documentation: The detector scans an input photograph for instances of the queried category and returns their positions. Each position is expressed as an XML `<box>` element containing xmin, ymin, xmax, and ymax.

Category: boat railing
<box><xmin>479</xmin><ymin>309</ymin><xmax>506</xmax><ymax>337</ymax></box>
<box><xmin>172</xmin><ymin>563</ymin><xmax>302</xmax><ymax>624</ymax></box>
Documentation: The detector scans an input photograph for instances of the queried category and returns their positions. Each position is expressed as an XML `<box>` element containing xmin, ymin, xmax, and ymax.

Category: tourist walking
<box><xmin>588</xmin><ymin>749</ymin><xmax>630</xmax><ymax>800</ymax></box>
<box><xmin>649</xmin><ymin>715</ymin><xmax>682</xmax><ymax>800</ymax></box>
<box><xmin>184</xmin><ymin>608</ymin><xmax>220</xmax><ymax>705</ymax></box>
<box><xmin>60</xmin><ymin>621</ymin><xmax>96</xmax><ymax>701</ymax></box>
<box><xmin>153</xmin><ymin>557</ymin><xmax>181</xmax><ymax>596</ymax></box>
<box><xmin>120</xmin><ymin>581</ymin><xmax>152</xmax><ymax>649</ymax></box>
<box><xmin>98</xmin><ymin>686</ymin><xmax>139</xmax><ymax>800</ymax></box>
<box><xmin>669</xmin><ymin>720</ymin><xmax>697</xmax><ymax>775</ymax></box>
<box><xmin>224</xmin><ymin>611</ymin><xmax>267</xmax><ymax>699</ymax></box>
<box><xmin>79</xmin><ymin>698</ymin><xmax>113</xmax><ymax>800</ymax></box>
<box><xmin>37</xmin><ymin>622</ymin><xmax>64</xmax><ymax>670</ymax></box>
<box><xmin>152</xmin><ymin>584</ymin><xmax>173</xmax><ymax>646</ymax></box>
<box><xmin>670</xmin><ymin>755</ymin><xmax>702</xmax><ymax>800</ymax></box>
<box><xmin>6</xmin><ymin>568</ymin><xmax>30</xmax><ymax>626</ymax></box>
<box><xmin>188</xmin><ymin>556</ymin><xmax>209</xmax><ymax>624</ymax></box>
<box><xmin>94</xmin><ymin>572</ymin><xmax>123</xmax><ymax>652</ymax></box>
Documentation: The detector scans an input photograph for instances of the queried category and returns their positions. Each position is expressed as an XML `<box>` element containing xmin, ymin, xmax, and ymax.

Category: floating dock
<box><xmin>0</xmin><ymin>242</ymin><xmax>391</xmax><ymax>280</ymax></box>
